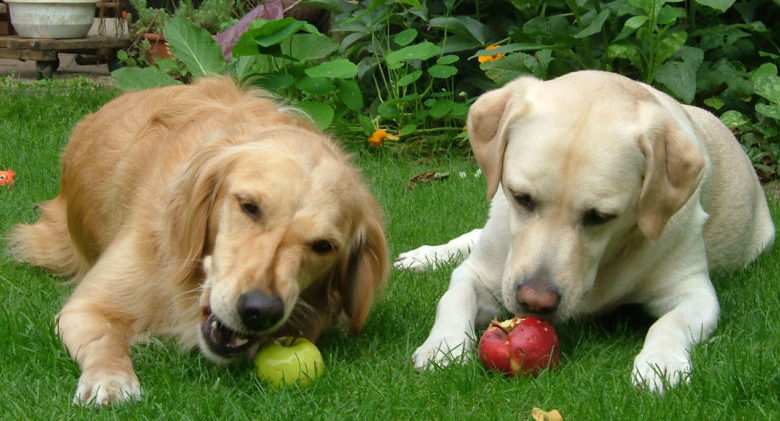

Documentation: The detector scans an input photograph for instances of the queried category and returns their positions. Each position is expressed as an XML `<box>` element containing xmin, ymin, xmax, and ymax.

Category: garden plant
<box><xmin>112</xmin><ymin>0</ymin><xmax>779</xmax><ymax>179</ymax></box>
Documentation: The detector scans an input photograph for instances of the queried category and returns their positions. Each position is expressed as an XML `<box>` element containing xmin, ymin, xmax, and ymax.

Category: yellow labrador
<box><xmin>8</xmin><ymin>77</ymin><xmax>389</xmax><ymax>406</ymax></box>
<box><xmin>399</xmin><ymin>71</ymin><xmax>774</xmax><ymax>392</ymax></box>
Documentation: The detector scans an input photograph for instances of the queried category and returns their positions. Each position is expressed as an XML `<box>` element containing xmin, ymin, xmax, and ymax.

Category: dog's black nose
<box><xmin>516</xmin><ymin>282</ymin><xmax>560</xmax><ymax>315</ymax></box>
<box><xmin>237</xmin><ymin>291</ymin><xmax>284</xmax><ymax>331</ymax></box>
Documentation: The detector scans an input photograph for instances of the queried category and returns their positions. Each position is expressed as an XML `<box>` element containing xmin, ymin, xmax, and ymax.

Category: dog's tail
<box><xmin>6</xmin><ymin>197</ymin><xmax>86</xmax><ymax>280</ymax></box>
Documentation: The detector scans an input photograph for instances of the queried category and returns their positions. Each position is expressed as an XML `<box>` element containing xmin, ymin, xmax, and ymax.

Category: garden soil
<box><xmin>0</xmin><ymin>53</ymin><xmax>113</xmax><ymax>85</ymax></box>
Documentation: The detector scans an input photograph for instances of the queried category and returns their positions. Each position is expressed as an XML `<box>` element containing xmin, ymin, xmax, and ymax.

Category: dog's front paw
<box><xmin>413</xmin><ymin>335</ymin><xmax>474</xmax><ymax>370</ymax></box>
<box><xmin>632</xmin><ymin>349</ymin><xmax>691</xmax><ymax>393</ymax></box>
<box><xmin>73</xmin><ymin>368</ymin><xmax>142</xmax><ymax>407</ymax></box>
<box><xmin>394</xmin><ymin>246</ymin><xmax>448</xmax><ymax>272</ymax></box>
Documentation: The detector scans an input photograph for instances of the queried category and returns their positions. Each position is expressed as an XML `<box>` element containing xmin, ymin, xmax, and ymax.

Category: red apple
<box><xmin>478</xmin><ymin>316</ymin><xmax>560</xmax><ymax>376</ymax></box>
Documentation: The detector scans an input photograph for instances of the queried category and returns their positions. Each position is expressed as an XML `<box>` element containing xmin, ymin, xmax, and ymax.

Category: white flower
<box><xmin>459</xmin><ymin>171</ymin><xmax>467</xmax><ymax>179</ymax></box>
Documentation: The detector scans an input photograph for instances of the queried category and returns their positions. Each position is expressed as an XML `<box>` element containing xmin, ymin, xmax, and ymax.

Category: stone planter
<box><xmin>7</xmin><ymin>0</ymin><xmax>98</xmax><ymax>39</ymax></box>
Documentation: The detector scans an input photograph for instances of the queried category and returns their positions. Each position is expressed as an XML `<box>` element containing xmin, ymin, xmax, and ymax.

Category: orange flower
<box><xmin>368</xmin><ymin>129</ymin><xmax>399</xmax><ymax>148</ymax></box>
<box><xmin>478</xmin><ymin>45</ymin><xmax>505</xmax><ymax>63</ymax></box>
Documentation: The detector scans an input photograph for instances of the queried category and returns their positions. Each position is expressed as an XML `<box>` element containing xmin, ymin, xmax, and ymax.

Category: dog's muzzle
<box><xmin>200</xmin><ymin>307</ymin><xmax>259</xmax><ymax>358</ymax></box>
<box><xmin>515</xmin><ymin>281</ymin><xmax>561</xmax><ymax>315</ymax></box>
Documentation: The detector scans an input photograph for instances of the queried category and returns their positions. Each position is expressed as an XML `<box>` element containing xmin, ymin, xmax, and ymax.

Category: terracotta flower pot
<box><xmin>143</xmin><ymin>32</ymin><xmax>171</xmax><ymax>63</ymax></box>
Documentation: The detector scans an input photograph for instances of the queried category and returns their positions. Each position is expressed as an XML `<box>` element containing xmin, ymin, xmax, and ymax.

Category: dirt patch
<box><xmin>0</xmin><ymin>53</ymin><xmax>113</xmax><ymax>85</ymax></box>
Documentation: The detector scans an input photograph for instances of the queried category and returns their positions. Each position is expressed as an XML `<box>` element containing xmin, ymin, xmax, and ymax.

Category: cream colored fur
<box><xmin>398</xmin><ymin>70</ymin><xmax>774</xmax><ymax>393</ymax></box>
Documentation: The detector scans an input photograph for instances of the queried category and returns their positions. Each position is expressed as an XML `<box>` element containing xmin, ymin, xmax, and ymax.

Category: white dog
<box><xmin>397</xmin><ymin>71</ymin><xmax>775</xmax><ymax>392</ymax></box>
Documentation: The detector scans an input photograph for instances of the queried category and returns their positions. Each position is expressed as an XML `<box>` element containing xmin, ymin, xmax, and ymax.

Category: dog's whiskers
<box><xmin>285</xmin><ymin>299</ymin><xmax>318</xmax><ymax>334</ymax></box>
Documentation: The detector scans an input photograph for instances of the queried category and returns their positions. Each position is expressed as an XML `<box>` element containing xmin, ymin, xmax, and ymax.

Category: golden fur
<box><xmin>7</xmin><ymin>77</ymin><xmax>389</xmax><ymax>406</ymax></box>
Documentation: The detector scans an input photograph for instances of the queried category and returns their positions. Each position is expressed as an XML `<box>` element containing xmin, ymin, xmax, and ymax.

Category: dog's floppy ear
<box><xmin>468</xmin><ymin>77</ymin><xmax>537</xmax><ymax>199</ymax></box>
<box><xmin>337</xmin><ymin>197</ymin><xmax>389</xmax><ymax>335</ymax></box>
<box><xmin>162</xmin><ymin>140</ymin><xmax>228</xmax><ymax>283</ymax></box>
<box><xmin>637</xmin><ymin>119</ymin><xmax>705</xmax><ymax>239</ymax></box>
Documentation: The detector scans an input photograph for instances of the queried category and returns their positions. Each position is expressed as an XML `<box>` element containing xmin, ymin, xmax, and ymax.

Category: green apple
<box><xmin>254</xmin><ymin>337</ymin><xmax>324</xmax><ymax>387</ymax></box>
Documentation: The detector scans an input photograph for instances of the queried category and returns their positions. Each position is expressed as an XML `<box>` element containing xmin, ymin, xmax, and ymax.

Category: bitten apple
<box><xmin>478</xmin><ymin>316</ymin><xmax>560</xmax><ymax>376</ymax></box>
<box><xmin>254</xmin><ymin>337</ymin><xmax>324</xmax><ymax>387</ymax></box>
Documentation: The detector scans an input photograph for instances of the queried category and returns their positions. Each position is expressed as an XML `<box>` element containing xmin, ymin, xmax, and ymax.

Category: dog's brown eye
<box><xmin>513</xmin><ymin>193</ymin><xmax>535</xmax><ymax>212</ymax></box>
<box><xmin>237</xmin><ymin>197</ymin><xmax>260</xmax><ymax>220</ymax></box>
<box><xmin>583</xmin><ymin>209</ymin><xmax>615</xmax><ymax>226</ymax></box>
<box><xmin>310</xmin><ymin>240</ymin><xmax>335</xmax><ymax>254</ymax></box>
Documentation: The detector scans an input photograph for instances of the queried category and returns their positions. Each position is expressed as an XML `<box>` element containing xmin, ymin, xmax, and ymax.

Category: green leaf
<box><xmin>698</xmin><ymin>24</ymin><xmax>751</xmax><ymax>50</ymax></box>
<box><xmin>377</xmin><ymin>99</ymin><xmax>401</xmax><ymax>118</ymax></box>
<box><xmin>397</xmin><ymin>0</ymin><xmax>422</xmax><ymax>8</ymax></box>
<box><xmin>752</xmin><ymin>63</ymin><xmax>780</xmax><ymax>104</ymax></box>
<box><xmin>295</xmin><ymin>76</ymin><xmax>335</xmax><ymax>95</ymax></box>
<box><xmin>230</xmin><ymin>54</ymin><xmax>277</xmax><ymax>80</ymax></box>
<box><xmin>655</xmin><ymin>46</ymin><xmax>703</xmax><ymax>103</ymax></box>
<box><xmin>112</xmin><ymin>67</ymin><xmax>182</xmax><ymax>91</ymax></box>
<box><xmin>428</xmin><ymin>99</ymin><xmax>453</xmax><ymax>119</ymax></box>
<box><xmin>703</xmin><ymin>96</ymin><xmax>724</xmax><ymax>110</ymax></box>
<box><xmin>656</xmin><ymin>62</ymin><xmax>697</xmax><ymax>103</ymax></box>
<box><xmin>440</xmin><ymin>35</ymin><xmax>483</xmax><ymax>54</ymax></box>
<box><xmin>288</xmin><ymin>34</ymin><xmax>339</xmax><ymax>61</ymax></box>
<box><xmin>536</xmin><ymin>49</ymin><xmax>553</xmax><ymax>74</ymax></box>
<box><xmin>657</xmin><ymin>6</ymin><xmax>686</xmax><ymax>26</ymax></box>
<box><xmin>252</xmin><ymin>18</ymin><xmax>319</xmax><ymax>47</ymax></box>
<box><xmin>755</xmin><ymin>103</ymin><xmax>780</xmax><ymax>120</ymax></box>
<box><xmin>608</xmin><ymin>43</ymin><xmax>643</xmax><ymax>71</ymax></box>
<box><xmin>232</xmin><ymin>32</ymin><xmax>260</xmax><ymax>57</ymax></box>
<box><xmin>336</xmin><ymin>79</ymin><xmax>364</xmax><ymax>111</ymax></box>
<box><xmin>695</xmin><ymin>0</ymin><xmax>736</xmax><ymax>12</ymax></box>
<box><xmin>470</xmin><ymin>43</ymin><xmax>550</xmax><ymax>60</ymax></box>
<box><xmin>394</xmin><ymin>28</ymin><xmax>417</xmax><ymax>47</ymax></box>
<box><xmin>656</xmin><ymin>31</ymin><xmax>687</xmax><ymax>66</ymax></box>
<box><xmin>233</xmin><ymin>18</ymin><xmax>321</xmax><ymax>56</ymax></box>
<box><xmin>481</xmin><ymin>53</ymin><xmax>540</xmax><ymax>85</ymax></box>
<box><xmin>399</xmin><ymin>124</ymin><xmax>418</xmax><ymax>136</ymax></box>
<box><xmin>437</xmin><ymin>55</ymin><xmax>459</xmax><ymax>65</ymax></box>
<box><xmin>164</xmin><ymin>17</ymin><xmax>225</xmax><ymax>78</ymax></box>
<box><xmin>154</xmin><ymin>58</ymin><xmax>180</xmax><ymax>75</ymax></box>
<box><xmin>719</xmin><ymin>110</ymin><xmax>750</xmax><ymax>130</ymax></box>
<box><xmin>297</xmin><ymin>101</ymin><xmax>334</xmax><ymax>130</ymax></box>
<box><xmin>574</xmin><ymin>10</ymin><xmax>611</xmax><ymax>39</ymax></box>
<box><xmin>628</xmin><ymin>0</ymin><xmax>654</xmax><ymax>14</ymax></box>
<box><xmin>305</xmin><ymin>59</ymin><xmax>358</xmax><ymax>79</ymax></box>
<box><xmin>429</xmin><ymin>16</ymin><xmax>490</xmax><ymax>44</ymax></box>
<box><xmin>428</xmin><ymin>64</ymin><xmax>458</xmax><ymax>79</ymax></box>
<box><xmin>397</xmin><ymin>69</ymin><xmax>423</xmax><ymax>87</ymax></box>
<box><xmin>357</xmin><ymin>113</ymin><xmax>374</xmax><ymax>136</ymax></box>
<box><xmin>386</xmin><ymin>42</ymin><xmax>441</xmax><ymax>67</ymax></box>
<box><xmin>624</xmin><ymin>15</ymin><xmax>649</xmax><ymax>30</ymax></box>
<box><xmin>254</xmin><ymin>73</ymin><xmax>295</xmax><ymax>93</ymax></box>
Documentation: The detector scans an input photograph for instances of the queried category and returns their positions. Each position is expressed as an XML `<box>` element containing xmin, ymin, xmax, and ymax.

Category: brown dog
<box><xmin>8</xmin><ymin>77</ymin><xmax>389</xmax><ymax>406</ymax></box>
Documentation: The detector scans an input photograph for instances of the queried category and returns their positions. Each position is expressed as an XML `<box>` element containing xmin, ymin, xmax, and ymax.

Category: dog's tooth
<box><xmin>211</xmin><ymin>320</ymin><xmax>218</xmax><ymax>331</ymax></box>
<box><xmin>232</xmin><ymin>337</ymin><xmax>249</xmax><ymax>347</ymax></box>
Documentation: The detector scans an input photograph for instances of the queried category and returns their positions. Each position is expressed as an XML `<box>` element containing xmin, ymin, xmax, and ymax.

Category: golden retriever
<box><xmin>7</xmin><ymin>77</ymin><xmax>389</xmax><ymax>406</ymax></box>
<box><xmin>397</xmin><ymin>71</ymin><xmax>775</xmax><ymax>392</ymax></box>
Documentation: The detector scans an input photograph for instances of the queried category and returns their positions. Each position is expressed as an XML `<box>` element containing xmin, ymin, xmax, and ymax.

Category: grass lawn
<box><xmin>0</xmin><ymin>78</ymin><xmax>778</xmax><ymax>420</ymax></box>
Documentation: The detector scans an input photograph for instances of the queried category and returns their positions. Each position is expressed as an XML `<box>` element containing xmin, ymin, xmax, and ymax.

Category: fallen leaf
<box><xmin>531</xmin><ymin>407</ymin><xmax>563</xmax><ymax>421</ymax></box>
<box><xmin>407</xmin><ymin>170</ymin><xmax>449</xmax><ymax>190</ymax></box>
<box><xmin>0</xmin><ymin>169</ymin><xmax>15</xmax><ymax>188</ymax></box>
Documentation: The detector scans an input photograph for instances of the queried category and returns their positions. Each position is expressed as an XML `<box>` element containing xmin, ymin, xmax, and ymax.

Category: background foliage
<box><xmin>113</xmin><ymin>0</ymin><xmax>779</xmax><ymax>178</ymax></box>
